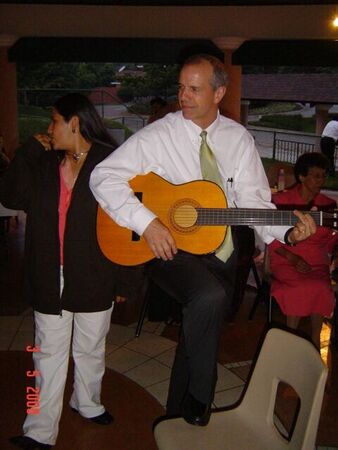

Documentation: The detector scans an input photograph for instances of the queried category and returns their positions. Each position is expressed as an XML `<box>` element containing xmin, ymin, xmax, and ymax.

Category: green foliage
<box><xmin>19</xmin><ymin>117</ymin><xmax>50</xmax><ymax>143</ymax></box>
<box><xmin>128</xmin><ymin>102</ymin><xmax>151</xmax><ymax>115</ymax></box>
<box><xmin>117</xmin><ymin>85</ymin><xmax>135</xmax><ymax>103</ymax></box>
<box><xmin>103</xmin><ymin>119</ymin><xmax>133</xmax><ymax>139</ymax></box>
<box><xmin>116</xmin><ymin>64</ymin><xmax>179</xmax><ymax>100</ymax></box>
<box><xmin>249</xmin><ymin>102</ymin><xmax>301</xmax><ymax>115</ymax></box>
<box><xmin>244</xmin><ymin>66</ymin><xmax>338</xmax><ymax>74</ymax></box>
<box><xmin>249</xmin><ymin>114</ymin><xmax>316</xmax><ymax>133</ymax></box>
<box><xmin>19</xmin><ymin>104</ymin><xmax>51</xmax><ymax>118</ymax></box>
<box><xmin>17</xmin><ymin>62</ymin><xmax>117</xmax><ymax>90</ymax></box>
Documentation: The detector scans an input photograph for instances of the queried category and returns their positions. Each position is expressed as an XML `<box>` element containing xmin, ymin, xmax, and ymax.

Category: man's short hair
<box><xmin>182</xmin><ymin>54</ymin><xmax>228</xmax><ymax>90</ymax></box>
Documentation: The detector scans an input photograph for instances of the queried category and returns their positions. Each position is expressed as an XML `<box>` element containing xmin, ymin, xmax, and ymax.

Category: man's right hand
<box><xmin>143</xmin><ymin>218</ymin><xmax>177</xmax><ymax>261</ymax></box>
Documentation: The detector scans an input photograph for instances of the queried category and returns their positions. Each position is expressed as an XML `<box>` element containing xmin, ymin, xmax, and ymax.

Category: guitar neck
<box><xmin>196</xmin><ymin>208</ymin><xmax>324</xmax><ymax>226</ymax></box>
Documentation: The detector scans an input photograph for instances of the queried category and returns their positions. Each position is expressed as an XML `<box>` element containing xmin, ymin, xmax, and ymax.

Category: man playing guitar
<box><xmin>90</xmin><ymin>54</ymin><xmax>316</xmax><ymax>427</ymax></box>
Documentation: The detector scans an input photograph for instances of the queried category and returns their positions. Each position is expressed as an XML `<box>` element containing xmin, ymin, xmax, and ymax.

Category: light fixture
<box><xmin>333</xmin><ymin>16</ymin><xmax>338</xmax><ymax>28</ymax></box>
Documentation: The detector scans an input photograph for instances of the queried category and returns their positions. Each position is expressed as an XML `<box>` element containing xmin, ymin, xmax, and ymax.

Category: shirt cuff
<box><xmin>132</xmin><ymin>207</ymin><xmax>157</xmax><ymax>236</ymax></box>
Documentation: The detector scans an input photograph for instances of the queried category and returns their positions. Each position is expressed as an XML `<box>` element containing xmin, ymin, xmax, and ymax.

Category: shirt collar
<box><xmin>181</xmin><ymin>111</ymin><xmax>220</xmax><ymax>143</ymax></box>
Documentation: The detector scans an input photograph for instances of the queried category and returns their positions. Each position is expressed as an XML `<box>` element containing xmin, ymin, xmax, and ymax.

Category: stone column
<box><xmin>213</xmin><ymin>37</ymin><xmax>245</xmax><ymax>124</ymax></box>
<box><xmin>315</xmin><ymin>103</ymin><xmax>331</xmax><ymax>136</ymax></box>
<box><xmin>0</xmin><ymin>35</ymin><xmax>18</xmax><ymax>158</ymax></box>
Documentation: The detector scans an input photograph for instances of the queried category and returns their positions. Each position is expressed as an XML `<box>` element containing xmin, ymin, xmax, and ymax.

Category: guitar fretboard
<box><xmin>195</xmin><ymin>208</ymin><xmax>325</xmax><ymax>226</ymax></box>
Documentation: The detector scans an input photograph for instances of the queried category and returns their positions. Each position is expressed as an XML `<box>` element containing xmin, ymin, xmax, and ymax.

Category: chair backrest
<box><xmin>239</xmin><ymin>328</ymin><xmax>328</xmax><ymax>450</ymax></box>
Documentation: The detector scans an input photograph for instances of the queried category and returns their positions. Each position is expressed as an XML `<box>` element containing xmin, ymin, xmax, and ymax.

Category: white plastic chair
<box><xmin>154</xmin><ymin>328</ymin><xmax>328</xmax><ymax>450</ymax></box>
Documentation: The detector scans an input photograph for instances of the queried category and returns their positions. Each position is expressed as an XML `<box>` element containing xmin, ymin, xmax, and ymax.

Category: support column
<box><xmin>0</xmin><ymin>35</ymin><xmax>18</xmax><ymax>159</ymax></box>
<box><xmin>315</xmin><ymin>103</ymin><xmax>331</xmax><ymax>136</ymax></box>
<box><xmin>213</xmin><ymin>37</ymin><xmax>245</xmax><ymax>124</ymax></box>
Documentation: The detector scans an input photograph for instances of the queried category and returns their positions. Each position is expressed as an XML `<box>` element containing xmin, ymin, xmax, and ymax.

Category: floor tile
<box><xmin>213</xmin><ymin>386</ymin><xmax>244</xmax><ymax>408</ymax></box>
<box><xmin>154</xmin><ymin>347</ymin><xmax>176</xmax><ymax>368</ymax></box>
<box><xmin>139</xmin><ymin>320</ymin><xmax>163</xmax><ymax>334</ymax></box>
<box><xmin>106</xmin><ymin>347</ymin><xmax>150</xmax><ymax>373</ymax></box>
<box><xmin>106</xmin><ymin>324</ymin><xmax>136</xmax><ymax>346</ymax></box>
<box><xmin>228</xmin><ymin>364</ymin><xmax>252</xmax><ymax>382</ymax></box>
<box><xmin>105</xmin><ymin>341</ymin><xmax>119</xmax><ymax>356</ymax></box>
<box><xmin>147</xmin><ymin>379</ymin><xmax>171</xmax><ymax>406</ymax></box>
<box><xmin>125</xmin><ymin>332</ymin><xmax>176</xmax><ymax>357</ymax></box>
<box><xmin>125</xmin><ymin>359</ymin><xmax>171</xmax><ymax>387</ymax></box>
<box><xmin>215</xmin><ymin>363</ymin><xmax>246</xmax><ymax>392</ymax></box>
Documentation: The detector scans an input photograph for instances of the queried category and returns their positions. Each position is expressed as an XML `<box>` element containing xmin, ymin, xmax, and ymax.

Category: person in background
<box><xmin>320</xmin><ymin>118</ymin><xmax>338</xmax><ymax>176</ymax></box>
<box><xmin>0</xmin><ymin>93</ymin><xmax>130</xmax><ymax>450</ymax></box>
<box><xmin>147</xmin><ymin>97</ymin><xmax>169</xmax><ymax>124</ymax></box>
<box><xmin>90</xmin><ymin>54</ymin><xmax>316</xmax><ymax>428</ymax></box>
<box><xmin>269</xmin><ymin>152</ymin><xmax>338</xmax><ymax>349</ymax></box>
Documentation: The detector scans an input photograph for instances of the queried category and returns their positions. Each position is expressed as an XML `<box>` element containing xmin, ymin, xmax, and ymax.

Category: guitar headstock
<box><xmin>322</xmin><ymin>210</ymin><xmax>338</xmax><ymax>229</ymax></box>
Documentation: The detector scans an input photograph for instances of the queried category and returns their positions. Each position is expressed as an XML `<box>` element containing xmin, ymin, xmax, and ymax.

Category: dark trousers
<box><xmin>147</xmin><ymin>248</ymin><xmax>237</xmax><ymax>415</ymax></box>
<box><xmin>320</xmin><ymin>136</ymin><xmax>336</xmax><ymax>176</ymax></box>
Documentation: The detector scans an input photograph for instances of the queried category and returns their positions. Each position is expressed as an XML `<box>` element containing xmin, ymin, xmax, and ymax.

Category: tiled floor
<box><xmin>1</xmin><ymin>215</ymin><xmax>338</xmax><ymax>449</ymax></box>
<box><xmin>0</xmin><ymin>311</ymin><xmax>337</xmax><ymax>450</ymax></box>
<box><xmin>0</xmin><ymin>311</ymin><xmax>247</xmax><ymax>410</ymax></box>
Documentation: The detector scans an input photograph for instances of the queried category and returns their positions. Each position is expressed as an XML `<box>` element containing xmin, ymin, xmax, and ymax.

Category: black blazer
<box><xmin>0</xmin><ymin>137</ymin><xmax>132</xmax><ymax>314</ymax></box>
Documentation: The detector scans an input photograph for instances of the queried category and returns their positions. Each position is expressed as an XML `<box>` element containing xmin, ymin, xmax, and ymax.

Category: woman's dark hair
<box><xmin>53</xmin><ymin>93</ymin><xmax>116</xmax><ymax>147</ymax></box>
<box><xmin>294</xmin><ymin>152</ymin><xmax>330</xmax><ymax>183</ymax></box>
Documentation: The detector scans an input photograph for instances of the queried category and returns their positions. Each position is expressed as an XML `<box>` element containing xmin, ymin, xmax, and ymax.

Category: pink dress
<box><xmin>269</xmin><ymin>184</ymin><xmax>337</xmax><ymax>317</ymax></box>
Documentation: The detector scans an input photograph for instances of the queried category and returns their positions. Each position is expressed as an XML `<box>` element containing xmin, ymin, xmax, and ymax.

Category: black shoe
<box><xmin>10</xmin><ymin>436</ymin><xmax>52</xmax><ymax>449</ymax></box>
<box><xmin>182</xmin><ymin>393</ymin><xmax>211</xmax><ymax>426</ymax></box>
<box><xmin>71</xmin><ymin>407</ymin><xmax>114</xmax><ymax>425</ymax></box>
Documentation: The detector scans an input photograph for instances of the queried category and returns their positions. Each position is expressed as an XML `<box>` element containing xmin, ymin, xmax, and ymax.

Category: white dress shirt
<box><xmin>90</xmin><ymin>111</ymin><xmax>288</xmax><ymax>245</ymax></box>
<box><xmin>322</xmin><ymin>120</ymin><xmax>338</xmax><ymax>142</ymax></box>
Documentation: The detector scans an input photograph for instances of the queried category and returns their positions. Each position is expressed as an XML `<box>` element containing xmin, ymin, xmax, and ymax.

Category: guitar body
<box><xmin>97</xmin><ymin>172</ymin><xmax>228</xmax><ymax>266</ymax></box>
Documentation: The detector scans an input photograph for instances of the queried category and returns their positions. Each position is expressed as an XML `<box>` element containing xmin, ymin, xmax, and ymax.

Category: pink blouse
<box><xmin>58</xmin><ymin>166</ymin><xmax>73</xmax><ymax>265</ymax></box>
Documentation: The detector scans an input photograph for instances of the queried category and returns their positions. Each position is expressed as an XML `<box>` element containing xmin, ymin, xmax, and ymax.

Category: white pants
<box><xmin>23</xmin><ymin>305</ymin><xmax>114</xmax><ymax>445</ymax></box>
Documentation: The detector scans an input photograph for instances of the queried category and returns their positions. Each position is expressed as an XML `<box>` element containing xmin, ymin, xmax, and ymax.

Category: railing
<box><xmin>273</xmin><ymin>139</ymin><xmax>316</xmax><ymax>163</ymax></box>
<box><xmin>248</xmin><ymin>126</ymin><xmax>338</xmax><ymax>167</ymax></box>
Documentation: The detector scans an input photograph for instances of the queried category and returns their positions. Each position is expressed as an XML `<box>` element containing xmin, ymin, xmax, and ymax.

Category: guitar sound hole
<box><xmin>169</xmin><ymin>199</ymin><xmax>200</xmax><ymax>234</ymax></box>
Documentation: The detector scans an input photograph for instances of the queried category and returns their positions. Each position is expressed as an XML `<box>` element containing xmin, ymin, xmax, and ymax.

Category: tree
<box><xmin>17</xmin><ymin>62</ymin><xmax>117</xmax><ymax>90</ymax></box>
<box><xmin>116</xmin><ymin>64</ymin><xmax>179</xmax><ymax>101</ymax></box>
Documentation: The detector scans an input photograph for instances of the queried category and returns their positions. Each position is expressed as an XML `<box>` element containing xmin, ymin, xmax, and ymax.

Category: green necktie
<box><xmin>199</xmin><ymin>130</ymin><xmax>234</xmax><ymax>262</ymax></box>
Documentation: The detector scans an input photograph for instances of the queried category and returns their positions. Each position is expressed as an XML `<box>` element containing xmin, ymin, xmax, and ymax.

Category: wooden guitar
<box><xmin>97</xmin><ymin>172</ymin><xmax>338</xmax><ymax>266</ymax></box>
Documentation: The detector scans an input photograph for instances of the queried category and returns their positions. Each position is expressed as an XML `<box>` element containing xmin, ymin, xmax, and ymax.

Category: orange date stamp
<box><xmin>26</xmin><ymin>345</ymin><xmax>40</xmax><ymax>415</ymax></box>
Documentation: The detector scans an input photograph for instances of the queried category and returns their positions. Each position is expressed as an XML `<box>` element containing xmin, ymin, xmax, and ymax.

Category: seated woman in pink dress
<box><xmin>269</xmin><ymin>152</ymin><xmax>338</xmax><ymax>349</ymax></box>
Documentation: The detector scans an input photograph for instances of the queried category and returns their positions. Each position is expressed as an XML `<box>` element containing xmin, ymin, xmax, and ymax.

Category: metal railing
<box><xmin>273</xmin><ymin>139</ymin><xmax>316</xmax><ymax>163</ymax></box>
<box><xmin>248</xmin><ymin>126</ymin><xmax>338</xmax><ymax>166</ymax></box>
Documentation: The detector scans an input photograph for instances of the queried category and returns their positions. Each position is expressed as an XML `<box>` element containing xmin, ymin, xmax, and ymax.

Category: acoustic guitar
<box><xmin>97</xmin><ymin>172</ymin><xmax>337</xmax><ymax>266</ymax></box>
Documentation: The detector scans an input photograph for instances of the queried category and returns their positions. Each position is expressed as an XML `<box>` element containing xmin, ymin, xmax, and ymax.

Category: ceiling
<box><xmin>0</xmin><ymin>1</ymin><xmax>334</xmax><ymax>4</ymax></box>
<box><xmin>1</xmin><ymin>1</ymin><xmax>338</xmax><ymax>65</ymax></box>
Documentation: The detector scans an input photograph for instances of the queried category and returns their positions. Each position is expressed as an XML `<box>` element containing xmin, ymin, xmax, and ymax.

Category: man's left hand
<box><xmin>288</xmin><ymin>210</ymin><xmax>317</xmax><ymax>244</ymax></box>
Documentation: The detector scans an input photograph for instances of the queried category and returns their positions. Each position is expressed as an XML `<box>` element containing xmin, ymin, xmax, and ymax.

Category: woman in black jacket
<box><xmin>1</xmin><ymin>93</ymin><xmax>128</xmax><ymax>450</ymax></box>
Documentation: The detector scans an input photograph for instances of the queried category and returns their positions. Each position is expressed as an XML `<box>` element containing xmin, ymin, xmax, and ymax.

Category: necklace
<box><xmin>67</xmin><ymin>151</ymin><xmax>89</xmax><ymax>162</ymax></box>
